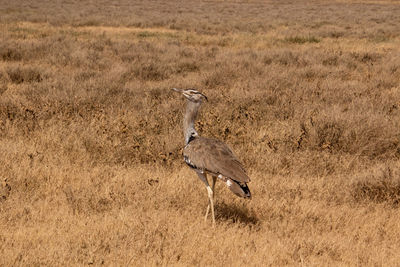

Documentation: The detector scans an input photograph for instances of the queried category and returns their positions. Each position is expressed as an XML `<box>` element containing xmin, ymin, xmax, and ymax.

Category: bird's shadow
<box><xmin>215</xmin><ymin>202</ymin><xmax>259</xmax><ymax>226</ymax></box>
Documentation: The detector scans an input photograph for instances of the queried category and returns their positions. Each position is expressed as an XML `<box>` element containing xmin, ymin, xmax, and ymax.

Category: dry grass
<box><xmin>1</xmin><ymin>0</ymin><xmax>400</xmax><ymax>265</ymax></box>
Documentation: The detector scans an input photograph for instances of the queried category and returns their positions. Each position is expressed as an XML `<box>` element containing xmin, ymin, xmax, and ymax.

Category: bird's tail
<box><xmin>226</xmin><ymin>179</ymin><xmax>251</xmax><ymax>199</ymax></box>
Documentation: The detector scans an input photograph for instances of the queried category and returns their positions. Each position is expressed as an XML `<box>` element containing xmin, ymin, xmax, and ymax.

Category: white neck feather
<box><xmin>183</xmin><ymin>100</ymin><xmax>201</xmax><ymax>144</ymax></box>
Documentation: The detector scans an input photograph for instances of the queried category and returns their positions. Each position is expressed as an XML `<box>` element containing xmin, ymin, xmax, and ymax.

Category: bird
<box><xmin>172</xmin><ymin>88</ymin><xmax>251</xmax><ymax>225</ymax></box>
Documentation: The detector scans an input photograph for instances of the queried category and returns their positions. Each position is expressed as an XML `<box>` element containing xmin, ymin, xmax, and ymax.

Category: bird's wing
<box><xmin>183</xmin><ymin>137</ymin><xmax>250</xmax><ymax>183</ymax></box>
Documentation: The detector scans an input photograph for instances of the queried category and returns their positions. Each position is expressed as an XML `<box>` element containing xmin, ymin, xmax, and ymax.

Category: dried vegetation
<box><xmin>1</xmin><ymin>0</ymin><xmax>400</xmax><ymax>265</ymax></box>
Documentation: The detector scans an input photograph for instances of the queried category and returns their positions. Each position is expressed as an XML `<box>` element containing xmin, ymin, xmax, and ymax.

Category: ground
<box><xmin>1</xmin><ymin>0</ymin><xmax>400</xmax><ymax>265</ymax></box>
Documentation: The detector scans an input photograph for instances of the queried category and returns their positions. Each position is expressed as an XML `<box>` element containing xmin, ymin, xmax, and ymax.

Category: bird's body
<box><xmin>172</xmin><ymin>88</ymin><xmax>251</xmax><ymax>225</ymax></box>
<box><xmin>183</xmin><ymin>136</ymin><xmax>251</xmax><ymax>198</ymax></box>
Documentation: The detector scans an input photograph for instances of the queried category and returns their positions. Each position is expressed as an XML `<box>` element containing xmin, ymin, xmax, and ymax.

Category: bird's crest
<box><xmin>172</xmin><ymin>88</ymin><xmax>208</xmax><ymax>103</ymax></box>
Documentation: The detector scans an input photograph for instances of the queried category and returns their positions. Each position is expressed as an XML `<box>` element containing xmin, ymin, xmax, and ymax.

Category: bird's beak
<box><xmin>172</xmin><ymin>88</ymin><xmax>183</xmax><ymax>93</ymax></box>
<box><xmin>172</xmin><ymin>88</ymin><xmax>191</xmax><ymax>100</ymax></box>
<box><xmin>201</xmin><ymin>93</ymin><xmax>208</xmax><ymax>102</ymax></box>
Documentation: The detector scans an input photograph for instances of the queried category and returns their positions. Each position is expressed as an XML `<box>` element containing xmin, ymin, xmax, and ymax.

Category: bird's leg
<box><xmin>206</xmin><ymin>186</ymin><xmax>215</xmax><ymax>225</ymax></box>
<box><xmin>196</xmin><ymin>172</ymin><xmax>215</xmax><ymax>225</ymax></box>
<box><xmin>204</xmin><ymin>175</ymin><xmax>218</xmax><ymax>222</ymax></box>
<box><xmin>211</xmin><ymin>176</ymin><xmax>217</xmax><ymax>194</ymax></box>
<box><xmin>205</xmin><ymin>202</ymin><xmax>210</xmax><ymax>221</ymax></box>
<box><xmin>210</xmin><ymin>176</ymin><xmax>217</xmax><ymax>223</ymax></box>
<box><xmin>205</xmin><ymin>176</ymin><xmax>217</xmax><ymax>221</ymax></box>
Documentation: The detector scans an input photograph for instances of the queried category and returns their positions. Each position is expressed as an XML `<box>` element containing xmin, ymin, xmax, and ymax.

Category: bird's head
<box><xmin>172</xmin><ymin>88</ymin><xmax>208</xmax><ymax>103</ymax></box>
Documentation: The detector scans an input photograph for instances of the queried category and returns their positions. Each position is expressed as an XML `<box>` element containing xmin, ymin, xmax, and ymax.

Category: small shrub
<box><xmin>123</xmin><ymin>62</ymin><xmax>171</xmax><ymax>81</ymax></box>
<box><xmin>137</xmin><ymin>31</ymin><xmax>157</xmax><ymax>38</ymax></box>
<box><xmin>1</xmin><ymin>47</ymin><xmax>22</xmax><ymax>61</ymax></box>
<box><xmin>329</xmin><ymin>31</ymin><xmax>344</xmax><ymax>38</ymax></box>
<box><xmin>283</xmin><ymin>36</ymin><xmax>320</xmax><ymax>44</ymax></box>
<box><xmin>176</xmin><ymin>61</ymin><xmax>199</xmax><ymax>74</ymax></box>
<box><xmin>350</xmin><ymin>52</ymin><xmax>381</xmax><ymax>63</ymax></box>
<box><xmin>6</xmin><ymin>65</ymin><xmax>43</xmax><ymax>84</ymax></box>
<box><xmin>202</xmin><ymin>67</ymin><xmax>237</xmax><ymax>88</ymax></box>
<box><xmin>322</xmin><ymin>55</ymin><xmax>339</xmax><ymax>66</ymax></box>
<box><xmin>352</xmin><ymin>167</ymin><xmax>400</xmax><ymax>206</ymax></box>
<box><xmin>265</xmin><ymin>50</ymin><xmax>307</xmax><ymax>66</ymax></box>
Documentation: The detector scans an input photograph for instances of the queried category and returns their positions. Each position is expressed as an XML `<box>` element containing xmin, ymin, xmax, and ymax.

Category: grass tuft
<box><xmin>283</xmin><ymin>36</ymin><xmax>321</xmax><ymax>44</ymax></box>
<box><xmin>6</xmin><ymin>65</ymin><xmax>43</xmax><ymax>84</ymax></box>
<box><xmin>353</xmin><ymin>167</ymin><xmax>400</xmax><ymax>206</ymax></box>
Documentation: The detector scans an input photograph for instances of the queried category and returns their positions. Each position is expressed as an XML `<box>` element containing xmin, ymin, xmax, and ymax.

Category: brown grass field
<box><xmin>1</xmin><ymin>0</ymin><xmax>400</xmax><ymax>265</ymax></box>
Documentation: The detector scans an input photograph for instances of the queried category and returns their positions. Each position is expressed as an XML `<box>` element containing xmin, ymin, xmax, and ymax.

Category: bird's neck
<box><xmin>183</xmin><ymin>100</ymin><xmax>201</xmax><ymax>145</ymax></box>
